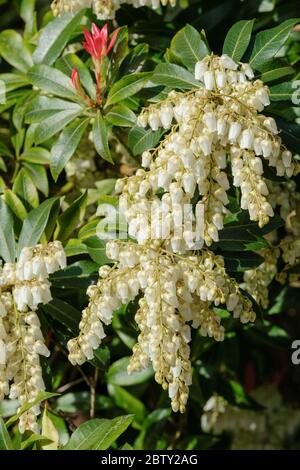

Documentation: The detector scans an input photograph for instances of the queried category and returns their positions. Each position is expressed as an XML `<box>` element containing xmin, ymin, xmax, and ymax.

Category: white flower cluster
<box><xmin>201</xmin><ymin>385</ymin><xmax>300</xmax><ymax>449</ymax></box>
<box><xmin>131</xmin><ymin>55</ymin><xmax>296</xmax><ymax>248</ymax></box>
<box><xmin>68</xmin><ymin>240</ymin><xmax>255</xmax><ymax>412</ymax></box>
<box><xmin>0</xmin><ymin>242</ymin><xmax>66</xmax><ymax>433</ymax></box>
<box><xmin>51</xmin><ymin>0</ymin><xmax>176</xmax><ymax>19</ymax></box>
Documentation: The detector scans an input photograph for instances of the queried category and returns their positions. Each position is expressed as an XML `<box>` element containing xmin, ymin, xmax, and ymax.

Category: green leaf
<box><xmin>20</xmin><ymin>434</ymin><xmax>52</xmax><ymax>451</ymax></box>
<box><xmin>41</xmin><ymin>298</ymin><xmax>81</xmax><ymax>333</ymax></box>
<box><xmin>63</xmin><ymin>415</ymin><xmax>134</xmax><ymax>450</ymax></box>
<box><xmin>249</xmin><ymin>19</ymin><xmax>300</xmax><ymax>69</ymax></box>
<box><xmin>0</xmin><ymin>198</ymin><xmax>16</xmax><ymax>262</ymax></box>
<box><xmin>152</xmin><ymin>63</ymin><xmax>201</xmax><ymax>90</ymax></box>
<box><xmin>83</xmin><ymin>236</ymin><xmax>110</xmax><ymax>265</ymax></box>
<box><xmin>93</xmin><ymin>112</ymin><xmax>113</xmax><ymax>163</ymax></box>
<box><xmin>34</xmin><ymin>108</ymin><xmax>83</xmax><ymax>145</ymax></box>
<box><xmin>107</xmin><ymin>357</ymin><xmax>153</xmax><ymax>386</ymax></box>
<box><xmin>23</xmin><ymin>163</ymin><xmax>49</xmax><ymax>196</ymax></box>
<box><xmin>108</xmin><ymin>385</ymin><xmax>146</xmax><ymax>424</ymax></box>
<box><xmin>170</xmin><ymin>25</ymin><xmax>210</xmax><ymax>71</ymax></box>
<box><xmin>223</xmin><ymin>20</ymin><xmax>254</xmax><ymax>62</ymax></box>
<box><xmin>6</xmin><ymin>392</ymin><xmax>59</xmax><ymax>428</ymax></box>
<box><xmin>51</xmin><ymin>118</ymin><xmax>89</xmax><ymax>180</ymax></box>
<box><xmin>18</xmin><ymin>198</ymin><xmax>59</xmax><ymax>253</ymax></box>
<box><xmin>20</xmin><ymin>147</ymin><xmax>51</xmax><ymax>164</ymax></box>
<box><xmin>105</xmin><ymin>104</ymin><xmax>136</xmax><ymax>127</ymax></box>
<box><xmin>120</xmin><ymin>43</ymin><xmax>149</xmax><ymax>75</ymax></box>
<box><xmin>0</xmin><ymin>417</ymin><xmax>14</xmax><ymax>450</ymax></box>
<box><xmin>41</xmin><ymin>409</ymin><xmax>59</xmax><ymax>450</ymax></box>
<box><xmin>257</xmin><ymin>59</ymin><xmax>295</xmax><ymax>83</ymax></box>
<box><xmin>13</xmin><ymin>169</ymin><xmax>39</xmax><ymax>208</ymax></box>
<box><xmin>0</xmin><ymin>73</ymin><xmax>29</xmax><ymax>93</ymax></box>
<box><xmin>55</xmin><ymin>191</ymin><xmax>87</xmax><ymax>243</ymax></box>
<box><xmin>269</xmin><ymin>81</ymin><xmax>294</xmax><ymax>101</ymax></box>
<box><xmin>128</xmin><ymin>126</ymin><xmax>164</xmax><ymax>156</ymax></box>
<box><xmin>26</xmin><ymin>96</ymin><xmax>82</xmax><ymax>123</ymax></box>
<box><xmin>106</xmin><ymin>72</ymin><xmax>152</xmax><ymax>106</ymax></box>
<box><xmin>33</xmin><ymin>11</ymin><xmax>85</xmax><ymax>66</ymax></box>
<box><xmin>4</xmin><ymin>190</ymin><xmax>28</xmax><ymax>221</ymax></box>
<box><xmin>0</xmin><ymin>30</ymin><xmax>33</xmax><ymax>72</ymax></box>
<box><xmin>28</xmin><ymin>65</ymin><xmax>79</xmax><ymax>100</ymax></box>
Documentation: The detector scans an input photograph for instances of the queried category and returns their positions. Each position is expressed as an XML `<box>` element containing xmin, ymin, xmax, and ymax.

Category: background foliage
<box><xmin>0</xmin><ymin>0</ymin><xmax>300</xmax><ymax>450</ymax></box>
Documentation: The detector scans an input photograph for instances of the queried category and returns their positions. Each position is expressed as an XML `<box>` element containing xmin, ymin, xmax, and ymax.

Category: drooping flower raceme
<box><xmin>51</xmin><ymin>0</ymin><xmax>176</xmax><ymax>19</ymax></box>
<box><xmin>0</xmin><ymin>242</ymin><xmax>66</xmax><ymax>433</ymax></box>
<box><xmin>68</xmin><ymin>240</ymin><xmax>255</xmax><ymax>412</ymax></box>
<box><xmin>129</xmin><ymin>55</ymin><xmax>296</xmax><ymax>250</ymax></box>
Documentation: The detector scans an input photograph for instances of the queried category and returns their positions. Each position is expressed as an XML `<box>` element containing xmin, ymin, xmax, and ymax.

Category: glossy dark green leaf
<box><xmin>55</xmin><ymin>191</ymin><xmax>87</xmax><ymax>243</ymax></box>
<box><xmin>23</xmin><ymin>163</ymin><xmax>49</xmax><ymax>196</ymax></box>
<box><xmin>128</xmin><ymin>126</ymin><xmax>164</xmax><ymax>156</ymax></box>
<box><xmin>105</xmin><ymin>104</ymin><xmax>136</xmax><ymax>127</ymax></box>
<box><xmin>223</xmin><ymin>20</ymin><xmax>254</xmax><ymax>61</ymax></box>
<box><xmin>13</xmin><ymin>169</ymin><xmax>39</xmax><ymax>208</ymax></box>
<box><xmin>28</xmin><ymin>65</ymin><xmax>79</xmax><ymax>100</ymax></box>
<box><xmin>152</xmin><ymin>63</ymin><xmax>201</xmax><ymax>90</ymax></box>
<box><xmin>63</xmin><ymin>415</ymin><xmax>134</xmax><ymax>450</ymax></box>
<box><xmin>106</xmin><ymin>72</ymin><xmax>152</xmax><ymax>106</ymax></box>
<box><xmin>34</xmin><ymin>108</ymin><xmax>83</xmax><ymax>145</ymax></box>
<box><xmin>249</xmin><ymin>19</ymin><xmax>300</xmax><ymax>69</ymax></box>
<box><xmin>18</xmin><ymin>197</ymin><xmax>59</xmax><ymax>253</ymax></box>
<box><xmin>93</xmin><ymin>112</ymin><xmax>113</xmax><ymax>163</ymax></box>
<box><xmin>51</xmin><ymin>118</ymin><xmax>89</xmax><ymax>180</ymax></box>
<box><xmin>170</xmin><ymin>25</ymin><xmax>210</xmax><ymax>71</ymax></box>
<box><xmin>0</xmin><ymin>198</ymin><xmax>16</xmax><ymax>262</ymax></box>
<box><xmin>33</xmin><ymin>11</ymin><xmax>85</xmax><ymax>66</ymax></box>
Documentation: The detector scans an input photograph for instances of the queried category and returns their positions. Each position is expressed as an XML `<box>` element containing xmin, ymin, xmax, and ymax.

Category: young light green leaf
<box><xmin>18</xmin><ymin>197</ymin><xmax>59</xmax><ymax>253</ymax></box>
<box><xmin>55</xmin><ymin>191</ymin><xmax>87</xmax><ymax>243</ymax></box>
<box><xmin>93</xmin><ymin>112</ymin><xmax>113</xmax><ymax>163</ymax></box>
<box><xmin>0</xmin><ymin>417</ymin><xmax>14</xmax><ymax>450</ymax></box>
<box><xmin>13</xmin><ymin>168</ymin><xmax>39</xmax><ymax>208</ymax></box>
<box><xmin>223</xmin><ymin>20</ymin><xmax>255</xmax><ymax>61</ymax></box>
<box><xmin>105</xmin><ymin>104</ymin><xmax>136</xmax><ymax>127</ymax></box>
<box><xmin>249</xmin><ymin>19</ymin><xmax>300</xmax><ymax>69</ymax></box>
<box><xmin>106</xmin><ymin>72</ymin><xmax>151</xmax><ymax>106</ymax></box>
<box><xmin>28</xmin><ymin>65</ymin><xmax>78</xmax><ymax>100</ymax></box>
<box><xmin>63</xmin><ymin>415</ymin><xmax>134</xmax><ymax>450</ymax></box>
<box><xmin>0</xmin><ymin>198</ymin><xmax>16</xmax><ymax>262</ymax></box>
<box><xmin>41</xmin><ymin>409</ymin><xmax>59</xmax><ymax>450</ymax></box>
<box><xmin>170</xmin><ymin>25</ymin><xmax>210</xmax><ymax>71</ymax></box>
<box><xmin>33</xmin><ymin>11</ymin><xmax>85</xmax><ymax>66</ymax></box>
<box><xmin>0</xmin><ymin>30</ymin><xmax>33</xmax><ymax>72</ymax></box>
<box><xmin>51</xmin><ymin>118</ymin><xmax>89</xmax><ymax>180</ymax></box>
<box><xmin>152</xmin><ymin>63</ymin><xmax>201</xmax><ymax>90</ymax></box>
